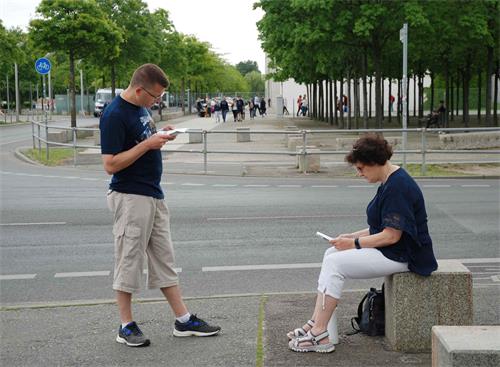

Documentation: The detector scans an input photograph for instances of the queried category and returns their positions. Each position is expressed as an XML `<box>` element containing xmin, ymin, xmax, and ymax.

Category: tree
<box><xmin>235</xmin><ymin>60</ymin><xmax>260</xmax><ymax>76</ymax></box>
<box><xmin>244</xmin><ymin>70</ymin><xmax>265</xmax><ymax>94</ymax></box>
<box><xmin>29</xmin><ymin>0</ymin><xmax>122</xmax><ymax>127</ymax></box>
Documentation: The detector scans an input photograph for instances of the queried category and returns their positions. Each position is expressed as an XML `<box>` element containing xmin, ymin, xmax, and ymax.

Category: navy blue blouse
<box><xmin>366</xmin><ymin>168</ymin><xmax>438</xmax><ymax>276</ymax></box>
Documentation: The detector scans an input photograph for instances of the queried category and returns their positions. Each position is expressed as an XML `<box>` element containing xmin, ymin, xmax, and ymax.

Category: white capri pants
<box><xmin>317</xmin><ymin>247</ymin><xmax>409</xmax><ymax>299</ymax></box>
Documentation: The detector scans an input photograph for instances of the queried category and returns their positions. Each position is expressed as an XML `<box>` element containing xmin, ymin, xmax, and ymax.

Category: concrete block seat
<box><xmin>336</xmin><ymin>136</ymin><xmax>401</xmax><ymax>150</ymax></box>
<box><xmin>385</xmin><ymin>260</ymin><xmax>473</xmax><ymax>352</ymax></box>
<box><xmin>439</xmin><ymin>131</ymin><xmax>500</xmax><ymax>150</ymax></box>
<box><xmin>432</xmin><ymin>326</ymin><xmax>500</xmax><ymax>367</ymax></box>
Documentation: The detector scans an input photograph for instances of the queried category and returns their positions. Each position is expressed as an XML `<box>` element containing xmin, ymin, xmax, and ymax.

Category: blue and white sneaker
<box><xmin>116</xmin><ymin>321</ymin><xmax>150</xmax><ymax>347</ymax></box>
<box><xmin>173</xmin><ymin>314</ymin><xmax>221</xmax><ymax>337</ymax></box>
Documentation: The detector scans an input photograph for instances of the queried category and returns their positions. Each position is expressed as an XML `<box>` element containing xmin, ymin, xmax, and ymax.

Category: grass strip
<box><xmin>256</xmin><ymin>295</ymin><xmax>268</xmax><ymax>367</ymax></box>
<box><xmin>23</xmin><ymin>148</ymin><xmax>75</xmax><ymax>166</ymax></box>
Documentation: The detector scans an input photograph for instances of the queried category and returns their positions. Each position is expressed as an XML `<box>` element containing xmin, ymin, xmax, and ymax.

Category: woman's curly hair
<box><xmin>345</xmin><ymin>133</ymin><xmax>393</xmax><ymax>166</ymax></box>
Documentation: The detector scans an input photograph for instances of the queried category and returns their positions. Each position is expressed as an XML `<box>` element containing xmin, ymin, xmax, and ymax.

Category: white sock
<box><xmin>121</xmin><ymin>322</ymin><xmax>132</xmax><ymax>329</ymax></box>
<box><xmin>176</xmin><ymin>313</ymin><xmax>191</xmax><ymax>323</ymax></box>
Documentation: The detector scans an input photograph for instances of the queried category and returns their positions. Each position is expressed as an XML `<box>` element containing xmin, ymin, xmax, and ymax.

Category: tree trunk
<box><xmin>347</xmin><ymin>71</ymin><xmax>352</xmax><ymax>129</ymax></box>
<box><xmin>111</xmin><ymin>63</ymin><xmax>116</xmax><ymax>98</ymax></box>
<box><xmin>463</xmin><ymin>56</ymin><xmax>471</xmax><ymax>127</ymax></box>
<box><xmin>397</xmin><ymin>78</ymin><xmax>401</xmax><ymax>124</ymax></box>
<box><xmin>181</xmin><ymin>78</ymin><xmax>185</xmax><ymax>114</ymax></box>
<box><xmin>334</xmin><ymin>80</ymin><xmax>338</xmax><ymax>126</ymax></box>
<box><xmin>477</xmin><ymin>67</ymin><xmax>481</xmax><ymax>122</ymax></box>
<box><xmin>450</xmin><ymin>76</ymin><xmax>454</xmax><ymax>121</ymax></box>
<box><xmin>413</xmin><ymin>75</ymin><xmax>416</xmax><ymax>117</ymax></box>
<box><xmin>430</xmin><ymin>71</ymin><xmax>435</xmax><ymax>113</ymax></box>
<box><xmin>329</xmin><ymin>79</ymin><xmax>334</xmax><ymax>125</ymax></box>
<box><xmin>486</xmin><ymin>46</ymin><xmax>493</xmax><ymax>126</ymax></box>
<box><xmin>444</xmin><ymin>62</ymin><xmax>449</xmax><ymax>127</ymax></box>
<box><xmin>406</xmin><ymin>74</ymin><xmax>410</xmax><ymax>126</ymax></box>
<box><xmin>494</xmin><ymin>61</ymin><xmax>499</xmax><ymax>126</ymax></box>
<box><xmin>381</xmin><ymin>78</ymin><xmax>384</xmax><ymax>123</ymax></box>
<box><xmin>418</xmin><ymin>75</ymin><xmax>424</xmax><ymax>118</ymax></box>
<box><xmin>374</xmin><ymin>50</ymin><xmax>382</xmax><ymax>128</ymax></box>
<box><xmin>388</xmin><ymin>78</ymin><xmax>392</xmax><ymax>123</ymax></box>
<box><xmin>456</xmin><ymin>69</ymin><xmax>460</xmax><ymax>117</ymax></box>
<box><xmin>369</xmin><ymin>75</ymin><xmax>372</xmax><ymax>119</ymax></box>
<box><xmin>363</xmin><ymin>53</ymin><xmax>368</xmax><ymax>128</ymax></box>
<box><xmin>339</xmin><ymin>77</ymin><xmax>344</xmax><ymax>129</ymax></box>
<box><xmin>69</xmin><ymin>51</ymin><xmax>76</xmax><ymax>128</ymax></box>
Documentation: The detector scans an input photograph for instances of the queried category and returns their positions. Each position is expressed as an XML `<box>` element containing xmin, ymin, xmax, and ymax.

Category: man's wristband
<box><xmin>354</xmin><ymin>238</ymin><xmax>361</xmax><ymax>249</ymax></box>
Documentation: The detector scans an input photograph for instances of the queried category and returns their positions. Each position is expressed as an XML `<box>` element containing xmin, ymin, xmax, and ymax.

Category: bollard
<box><xmin>188</xmin><ymin>129</ymin><xmax>203</xmax><ymax>143</ymax></box>
<box><xmin>328</xmin><ymin>310</ymin><xmax>339</xmax><ymax>345</ymax></box>
<box><xmin>236</xmin><ymin>127</ymin><xmax>250</xmax><ymax>142</ymax></box>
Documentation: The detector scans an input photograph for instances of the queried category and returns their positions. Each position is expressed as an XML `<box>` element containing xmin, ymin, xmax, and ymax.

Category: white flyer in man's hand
<box><xmin>316</xmin><ymin>231</ymin><xmax>334</xmax><ymax>242</ymax></box>
<box><xmin>157</xmin><ymin>128</ymin><xmax>188</xmax><ymax>136</ymax></box>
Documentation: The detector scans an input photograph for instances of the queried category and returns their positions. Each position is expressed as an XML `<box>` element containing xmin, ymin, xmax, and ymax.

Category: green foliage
<box><xmin>236</xmin><ymin>60</ymin><xmax>260</xmax><ymax>75</ymax></box>
<box><xmin>256</xmin><ymin>0</ymin><xmax>499</xmax><ymax>125</ymax></box>
<box><xmin>244</xmin><ymin>71</ymin><xmax>265</xmax><ymax>94</ymax></box>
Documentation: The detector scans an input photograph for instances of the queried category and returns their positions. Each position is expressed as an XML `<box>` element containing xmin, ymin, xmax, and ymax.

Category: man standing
<box><xmin>100</xmin><ymin>64</ymin><xmax>220</xmax><ymax>347</ymax></box>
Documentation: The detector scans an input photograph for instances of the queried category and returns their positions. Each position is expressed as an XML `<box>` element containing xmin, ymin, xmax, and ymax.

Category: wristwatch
<box><xmin>354</xmin><ymin>238</ymin><xmax>361</xmax><ymax>249</ymax></box>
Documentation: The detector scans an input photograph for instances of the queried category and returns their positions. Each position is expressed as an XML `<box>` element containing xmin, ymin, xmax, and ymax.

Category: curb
<box><xmin>14</xmin><ymin>147</ymin><xmax>45</xmax><ymax>167</ymax></box>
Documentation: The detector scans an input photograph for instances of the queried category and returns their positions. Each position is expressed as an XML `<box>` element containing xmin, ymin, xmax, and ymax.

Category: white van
<box><xmin>94</xmin><ymin>88</ymin><xmax>124</xmax><ymax>117</ymax></box>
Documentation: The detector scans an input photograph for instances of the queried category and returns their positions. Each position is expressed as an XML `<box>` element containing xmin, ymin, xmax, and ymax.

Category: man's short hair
<box><xmin>130</xmin><ymin>64</ymin><xmax>169</xmax><ymax>90</ymax></box>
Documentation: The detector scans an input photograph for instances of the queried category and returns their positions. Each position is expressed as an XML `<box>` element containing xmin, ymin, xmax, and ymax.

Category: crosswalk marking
<box><xmin>0</xmin><ymin>222</ymin><xmax>66</xmax><ymax>226</ymax></box>
<box><xmin>54</xmin><ymin>271</ymin><xmax>111</xmax><ymax>278</ymax></box>
<box><xmin>0</xmin><ymin>274</ymin><xmax>37</xmax><ymax>280</ymax></box>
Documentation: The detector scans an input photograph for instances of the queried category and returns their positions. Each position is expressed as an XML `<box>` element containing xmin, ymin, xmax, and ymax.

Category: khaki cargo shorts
<box><xmin>107</xmin><ymin>191</ymin><xmax>179</xmax><ymax>294</ymax></box>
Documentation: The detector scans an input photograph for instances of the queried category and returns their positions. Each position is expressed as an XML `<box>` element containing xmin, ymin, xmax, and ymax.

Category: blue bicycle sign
<box><xmin>35</xmin><ymin>58</ymin><xmax>51</xmax><ymax>75</ymax></box>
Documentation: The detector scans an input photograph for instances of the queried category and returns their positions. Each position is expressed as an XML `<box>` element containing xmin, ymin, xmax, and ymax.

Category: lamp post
<box><xmin>400</xmin><ymin>23</ymin><xmax>408</xmax><ymax>169</ymax></box>
<box><xmin>14</xmin><ymin>62</ymin><xmax>19</xmax><ymax>122</ymax></box>
<box><xmin>77</xmin><ymin>60</ymin><xmax>84</xmax><ymax>116</ymax></box>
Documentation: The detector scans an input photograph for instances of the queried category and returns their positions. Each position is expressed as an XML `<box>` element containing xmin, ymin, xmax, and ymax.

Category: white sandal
<box><xmin>286</xmin><ymin>319</ymin><xmax>314</xmax><ymax>340</ymax></box>
<box><xmin>288</xmin><ymin>330</ymin><xmax>335</xmax><ymax>353</ymax></box>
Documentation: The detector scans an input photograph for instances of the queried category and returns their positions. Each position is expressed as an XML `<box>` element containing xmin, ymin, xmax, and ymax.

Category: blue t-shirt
<box><xmin>366</xmin><ymin>168</ymin><xmax>438</xmax><ymax>276</ymax></box>
<box><xmin>99</xmin><ymin>96</ymin><xmax>164</xmax><ymax>199</ymax></box>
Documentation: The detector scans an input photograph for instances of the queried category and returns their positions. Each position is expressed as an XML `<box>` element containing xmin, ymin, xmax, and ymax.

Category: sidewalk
<box><xmin>2</xmin><ymin>286</ymin><xmax>497</xmax><ymax>366</ymax></box>
<box><xmin>156</xmin><ymin>112</ymin><xmax>499</xmax><ymax>177</ymax></box>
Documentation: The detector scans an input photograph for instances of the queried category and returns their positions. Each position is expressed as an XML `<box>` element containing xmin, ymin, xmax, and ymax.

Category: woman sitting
<box><xmin>288</xmin><ymin>134</ymin><xmax>438</xmax><ymax>353</ymax></box>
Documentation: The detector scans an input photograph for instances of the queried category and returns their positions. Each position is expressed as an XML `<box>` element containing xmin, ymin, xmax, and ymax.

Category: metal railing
<box><xmin>31</xmin><ymin>119</ymin><xmax>500</xmax><ymax>175</ymax></box>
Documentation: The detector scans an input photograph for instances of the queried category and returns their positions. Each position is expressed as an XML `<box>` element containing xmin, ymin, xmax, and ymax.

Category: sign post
<box><xmin>400</xmin><ymin>23</ymin><xmax>408</xmax><ymax>169</ymax></box>
<box><xmin>35</xmin><ymin>57</ymin><xmax>51</xmax><ymax>114</ymax></box>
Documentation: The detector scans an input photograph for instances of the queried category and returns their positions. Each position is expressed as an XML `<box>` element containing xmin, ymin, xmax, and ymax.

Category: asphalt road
<box><xmin>1</xmin><ymin>121</ymin><xmax>499</xmax><ymax>307</ymax></box>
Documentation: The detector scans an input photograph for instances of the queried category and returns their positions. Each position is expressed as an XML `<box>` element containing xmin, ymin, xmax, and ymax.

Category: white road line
<box><xmin>473</xmin><ymin>272</ymin><xmax>500</xmax><ymax>275</ymax></box>
<box><xmin>207</xmin><ymin>214</ymin><xmax>364</xmax><ymax>221</ymax></box>
<box><xmin>460</xmin><ymin>258</ymin><xmax>500</xmax><ymax>263</ymax></box>
<box><xmin>0</xmin><ymin>274</ymin><xmax>37</xmax><ymax>280</ymax></box>
<box><xmin>422</xmin><ymin>185</ymin><xmax>452</xmax><ymax>188</ymax></box>
<box><xmin>181</xmin><ymin>183</ymin><xmax>205</xmax><ymax>186</ymax></box>
<box><xmin>347</xmin><ymin>185</ymin><xmax>374</xmax><ymax>188</ymax></box>
<box><xmin>460</xmin><ymin>184</ymin><xmax>491</xmax><ymax>188</ymax></box>
<box><xmin>202</xmin><ymin>263</ymin><xmax>322</xmax><ymax>272</ymax></box>
<box><xmin>161</xmin><ymin>182</ymin><xmax>175</xmax><ymax>185</ymax></box>
<box><xmin>277</xmin><ymin>185</ymin><xmax>302</xmax><ymax>188</ymax></box>
<box><xmin>244</xmin><ymin>184</ymin><xmax>269</xmax><ymax>187</ymax></box>
<box><xmin>311</xmin><ymin>185</ymin><xmax>338</xmax><ymax>188</ymax></box>
<box><xmin>0</xmin><ymin>222</ymin><xmax>66</xmax><ymax>226</ymax></box>
<box><xmin>54</xmin><ymin>271</ymin><xmax>111</xmax><ymax>278</ymax></box>
<box><xmin>212</xmin><ymin>184</ymin><xmax>238</xmax><ymax>187</ymax></box>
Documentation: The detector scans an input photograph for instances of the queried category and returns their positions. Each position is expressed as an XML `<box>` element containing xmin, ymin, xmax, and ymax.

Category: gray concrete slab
<box><xmin>1</xmin><ymin>296</ymin><xmax>260</xmax><ymax>367</ymax></box>
<box><xmin>263</xmin><ymin>291</ymin><xmax>432</xmax><ymax>367</ymax></box>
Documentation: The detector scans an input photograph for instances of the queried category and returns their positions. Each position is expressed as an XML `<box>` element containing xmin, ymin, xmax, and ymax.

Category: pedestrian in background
<box><xmin>100</xmin><ymin>63</ymin><xmax>220</xmax><ymax>348</ymax></box>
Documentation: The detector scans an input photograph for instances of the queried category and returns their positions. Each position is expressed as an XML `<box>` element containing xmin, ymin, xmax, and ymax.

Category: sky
<box><xmin>0</xmin><ymin>0</ymin><xmax>266</xmax><ymax>72</ymax></box>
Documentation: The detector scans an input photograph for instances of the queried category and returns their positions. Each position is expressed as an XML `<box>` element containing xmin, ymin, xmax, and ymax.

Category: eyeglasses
<box><xmin>141</xmin><ymin>86</ymin><xmax>165</xmax><ymax>101</ymax></box>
